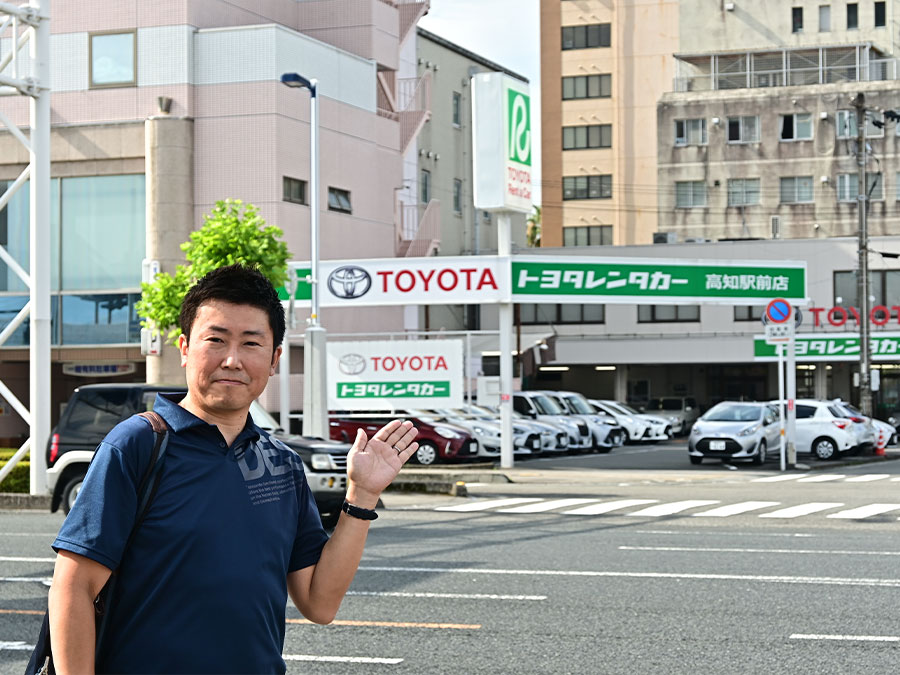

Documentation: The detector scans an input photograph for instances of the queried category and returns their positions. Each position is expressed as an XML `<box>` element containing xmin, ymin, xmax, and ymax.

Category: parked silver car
<box><xmin>688</xmin><ymin>401</ymin><xmax>781</xmax><ymax>465</ymax></box>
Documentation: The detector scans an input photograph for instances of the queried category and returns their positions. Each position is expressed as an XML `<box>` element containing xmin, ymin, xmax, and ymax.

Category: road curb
<box><xmin>386</xmin><ymin>476</ymin><xmax>469</xmax><ymax>497</ymax></box>
<box><xmin>0</xmin><ymin>493</ymin><xmax>51</xmax><ymax>510</ymax></box>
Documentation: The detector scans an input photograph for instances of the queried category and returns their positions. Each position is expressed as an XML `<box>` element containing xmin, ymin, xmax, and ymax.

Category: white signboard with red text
<box><xmin>286</xmin><ymin>256</ymin><xmax>507</xmax><ymax>307</ymax></box>
<box><xmin>471</xmin><ymin>72</ymin><xmax>532</xmax><ymax>213</ymax></box>
<box><xmin>327</xmin><ymin>340</ymin><xmax>463</xmax><ymax>410</ymax></box>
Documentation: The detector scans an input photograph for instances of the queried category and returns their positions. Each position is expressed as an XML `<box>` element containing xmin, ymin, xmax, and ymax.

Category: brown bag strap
<box><xmin>137</xmin><ymin>410</ymin><xmax>167</xmax><ymax>434</ymax></box>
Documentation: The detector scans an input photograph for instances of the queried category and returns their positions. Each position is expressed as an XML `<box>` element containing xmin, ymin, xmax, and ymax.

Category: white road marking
<box><xmin>635</xmin><ymin>530</ymin><xmax>815</xmax><ymax>538</ymax></box>
<box><xmin>759</xmin><ymin>503</ymin><xmax>844</xmax><ymax>518</ymax></box>
<box><xmin>284</xmin><ymin>655</ymin><xmax>403</xmax><ymax>664</ymax></box>
<box><xmin>796</xmin><ymin>474</ymin><xmax>847</xmax><ymax>483</ymax></box>
<box><xmin>0</xmin><ymin>556</ymin><xmax>54</xmax><ymax>563</ymax></box>
<box><xmin>692</xmin><ymin>501</ymin><xmax>780</xmax><ymax>517</ymax></box>
<box><xmin>790</xmin><ymin>634</ymin><xmax>900</xmax><ymax>643</ymax></box>
<box><xmin>564</xmin><ymin>499</ymin><xmax>658</xmax><ymax>515</ymax></box>
<box><xmin>891</xmin><ymin>477</ymin><xmax>900</xmax><ymax>482</ymax></box>
<box><xmin>619</xmin><ymin>546</ymin><xmax>900</xmax><ymax>556</ymax></box>
<box><xmin>497</xmin><ymin>498</ymin><xmax>598</xmax><ymax>513</ymax></box>
<box><xmin>827</xmin><ymin>504</ymin><xmax>900</xmax><ymax>519</ymax></box>
<box><xmin>435</xmin><ymin>498</ymin><xmax>542</xmax><ymax>512</ymax></box>
<box><xmin>360</xmin><ymin>565</ymin><xmax>900</xmax><ymax>587</ymax></box>
<box><xmin>346</xmin><ymin>591</ymin><xmax>546</xmax><ymax>601</ymax></box>
<box><xmin>751</xmin><ymin>475</ymin><xmax>802</xmax><ymax>483</ymax></box>
<box><xmin>0</xmin><ymin>641</ymin><xmax>32</xmax><ymax>651</ymax></box>
<box><xmin>0</xmin><ymin>577</ymin><xmax>52</xmax><ymax>583</ymax></box>
<box><xmin>627</xmin><ymin>500</ymin><xmax>720</xmax><ymax>517</ymax></box>
<box><xmin>0</xmin><ymin>533</ymin><xmax>57</xmax><ymax>537</ymax></box>
<box><xmin>844</xmin><ymin>474</ymin><xmax>890</xmax><ymax>482</ymax></box>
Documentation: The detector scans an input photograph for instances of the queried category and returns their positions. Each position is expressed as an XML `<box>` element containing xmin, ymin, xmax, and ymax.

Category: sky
<box><xmin>419</xmin><ymin>0</ymin><xmax>542</xmax><ymax>204</ymax></box>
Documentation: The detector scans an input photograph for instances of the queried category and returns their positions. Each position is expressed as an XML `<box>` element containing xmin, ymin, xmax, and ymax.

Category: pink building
<box><xmin>0</xmin><ymin>0</ymin><xmax>432</xmax><ymax>441</ymax></box>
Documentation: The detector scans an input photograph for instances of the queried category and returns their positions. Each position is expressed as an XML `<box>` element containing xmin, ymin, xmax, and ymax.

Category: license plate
<box><xmin>709</xmin><ymin>440</ymin><xmax>726</xmax><ymax>450</ymax></box>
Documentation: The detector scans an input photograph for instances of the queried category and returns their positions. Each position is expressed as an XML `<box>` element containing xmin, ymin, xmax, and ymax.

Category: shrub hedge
<box><xmin>0</xmin><ymin>449</ymin><xmax>32</xmax><ymax>493</ymax></box>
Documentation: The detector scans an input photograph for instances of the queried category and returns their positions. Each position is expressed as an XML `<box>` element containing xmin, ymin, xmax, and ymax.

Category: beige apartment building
<box><xmin>540</xmin><ymin>0</ymin><xmax>679</xmax><ymax>247</ymax></box>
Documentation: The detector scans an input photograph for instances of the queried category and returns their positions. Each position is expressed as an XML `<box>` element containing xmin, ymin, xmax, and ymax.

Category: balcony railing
<box><xmin>672</xmin><ymin>45</ymin><xmax>893</xmax><ymax>92</ymax></box>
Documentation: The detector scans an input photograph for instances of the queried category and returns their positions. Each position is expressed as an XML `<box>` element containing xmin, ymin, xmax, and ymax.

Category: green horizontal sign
<box><xmin>512</xmin><ymin>259</ymin><xmax>806</xmax><ymax>303</ymax></box>
<box><xmin>336</xmin><ymin>381</ymin><xmax>451</xmax><ymax>399</ymax></box>
<box><xmin>753</xmin><ymin>333</ymin><xmax>900</xmax><ymax>361</ymax></box>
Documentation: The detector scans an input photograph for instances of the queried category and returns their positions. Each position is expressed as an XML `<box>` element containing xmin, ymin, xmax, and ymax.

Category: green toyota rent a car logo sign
<box><xmin>507</xmin><ymin>89</ymin><xmax>531</xmax><ymax>166</ymax></box>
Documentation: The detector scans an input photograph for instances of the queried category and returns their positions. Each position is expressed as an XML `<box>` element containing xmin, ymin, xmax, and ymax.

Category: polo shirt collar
<box><xmin>153</xmin><ymin>392</ymin><xmax>261</xmax><ymax>444</ymax></box>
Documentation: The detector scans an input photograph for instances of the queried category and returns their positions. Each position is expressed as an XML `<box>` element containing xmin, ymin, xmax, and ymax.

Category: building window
<box><xmin>520</xmin><ymin>303</ymin><xmax>605</xmax><ymax>325</ymax></box>
<box><xmin>675</xmin><ymin>181</ymin><xmax>707</xmax><ymax>208</ymax></box>
<box><xmin>562</xmin><ymin>175</ymin><xmax>612</xmax><ymax>200</ymax></box>
<box><xmin>561</xmin><ymin>24</ymin><xmax>611</xmax><ymax>50</ymax></box>
<box><xmin>638</xmin><ymin>305</ymin><xmax>700</xmax><ymax>323</ymax></box>
<box><xmin>562</xmin><ymin>74</ymin><xmax>612</xmax><ymax>100</ymax></box>
<box><xmin>836</xmin><ymin>109</ymin><xmax>883</xmax><ymax>138</ymax></box>
<box><xmin>780</xmin><ymin>113</ymin><xmax>813</xmax><ymax>140</ymax></box>
<box><xmin>420</xmin><ymin>169</ymin><xmax>431</xmax><ymax>203</ymax></box>
<box><xmin>837</xmin><ymin>173</ymin><xmax>883</xmax><ymax>201</ymax></box>
<box><xmin>727</xmin><ymin>116</ymin><xmax>759</xmax><ymax>143</ymax></box>
<box><xmin>792</xmin><ymin>7</ymin><xmax>803</xmax><ymax>32</ymax></box>
<box><xmin>819</xmin><ymin>5</ymin><xmax>831</xmax><ymax>31</ymax></box>
<box><xmin>282</xmin><ymin>176</ymin><xmax>307</xmax><ymax>205</ymax></box>
<box><xmin>847</xmin><ymin>2</ymin><xmax>858</xmax><ymax>28</ymax></box>
<box><xmin>734</xmin><ymin>305</ymin><xmax>765</xmax><ymax>322</ymax></box>
<box><xmin>674</xmin><ymin>118</ymin><xmax>707</xmax><ymax>146</ymax></box>
<box><xmin>875</xmin><ymin>1</ymin><xmax>886</xmax><ymax>27</ymax></box>
<box><xmin>727</xmin><ymin>178</ymin><xmax>761</xmax><ymax>206</ymax></box>
<box><xmin>780</xmin><ymin>176</ymin><xmax>814</xmax><ymax>203</ymax></box>
<box><xmin>562</xmin><ymin>225</ymin><xmax>613</xmax><ymax>246</ymax></box>
<box><xmin>327</xmin><ymin>187</ymin><xmax>352</xmax><ymax>213</ymax></box>
<box><xmin>89</xmin><ymin>31</ymin><xmax>136</xmax><ymax>88</ymax></box>
<box><xmin>835</xmin><ymin>269</ymin><xmax>900</xmax><ymax>308</ymax></box>
<box><xmin>896</xmin><ymin>172</ymin><xmax>900</xmax><ymax>200</ymax></box>
<box><xmin>452</xmin><ymin>179</ymin><xmax>463</xmax><ymax>214</ymax></box>
<box><xmin>562</xmin><ymin>124</ymin><xmax>612</xmax><ymax>149</ymax></box>
<box><xmin>452</xmin><ymin>92</ymin><xmax>461</xmax><ymax>126</ymax></box>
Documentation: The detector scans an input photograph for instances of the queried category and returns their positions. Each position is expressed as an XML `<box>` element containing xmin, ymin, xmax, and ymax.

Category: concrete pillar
<box><xmin>814</xmin><ymin>362</ymin><xmax>828</xmax><ymax>400</ymax></box>
<box><xmin>145</xmin><ymin>115</ymin><xmax>193</xmax><ymax>385</ymax></box>
<box><xmin>614</xmin><ymin>365</ymin><xmax>628</xmax><ymax>402</ymax></box>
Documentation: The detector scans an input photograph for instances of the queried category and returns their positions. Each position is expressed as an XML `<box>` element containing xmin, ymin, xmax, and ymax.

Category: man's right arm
<box><xmin>48</xmin><ymin>550</ymin><xmax>113</xmax><ymax>675</ymax></box>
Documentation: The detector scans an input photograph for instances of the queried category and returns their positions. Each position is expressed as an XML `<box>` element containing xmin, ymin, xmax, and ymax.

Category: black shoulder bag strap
<box><xmin>93</xmin><ymin>411</ymin><xmax>170</xmax><ymax>662</ymax></box>
<box><xmin>26</xmin><ymin>411</ymin><xmax>170</xmax><ymax>675</ymax></box>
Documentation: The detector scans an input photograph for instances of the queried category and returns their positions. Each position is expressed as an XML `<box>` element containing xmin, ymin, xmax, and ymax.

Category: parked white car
<box><xmin>467</xmin><ymin>404</ymin><xmax>570</xmax><ymax>454</ymax></box>
<box><xmin>789</xmin><ymin>399</ymin><xmax>860</xmax><ymax>460</ymax></box>
<box><xmin>590</xmin><ymin>400</ymin><xmax>646</xmax><ymax>443</ymax></box>
<box><xmin>688</xmin><ymin>401</ymin><xmax>781</xmax><ymax>465</ymax></box>
<box><xmin>513</xmin><ymin>392</ymin><xmax>594</xmax><ymax>453</ymax></box>
<box><xmin>645</xmin><ymin>396</ymin><xmax>701</xmax><ymax>435</ymax></box>
<box><xmin>592</xmin><ymin>399</ymin><xmax>671</xmax><ymax>442</ymax></box>
<box><xmin>424</xmin><ymin>408</ymin><xmax>542</xmax><ymax>459</ymax></box>
<box><xmin>543</xmin><ymin>391</ymin><xmax>627</xmax><ymax>452</ymax></box>
<box><xmin>830</xmin><ymin>400</ymin><xmax>876</xmax><ymax>454</ymax></box>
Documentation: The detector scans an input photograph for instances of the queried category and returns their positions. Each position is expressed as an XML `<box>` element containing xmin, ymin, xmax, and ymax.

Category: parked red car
<box><xmin>329</xmin><ymin>411</ymin><xmax>478</xmax><ymax>465</ymax></box>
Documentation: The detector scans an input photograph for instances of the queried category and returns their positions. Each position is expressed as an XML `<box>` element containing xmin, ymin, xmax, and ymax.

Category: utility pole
<box><xmin>853</xmin><ymin>92</ymin><xmax>873</xmax><ymax>416</ymax></box>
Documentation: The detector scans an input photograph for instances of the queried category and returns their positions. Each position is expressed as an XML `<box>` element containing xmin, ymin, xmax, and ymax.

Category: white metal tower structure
<box><xmin>0</xmin><ymin>0</ymin><xmax>51</xmax><ymax>494</ymax></box>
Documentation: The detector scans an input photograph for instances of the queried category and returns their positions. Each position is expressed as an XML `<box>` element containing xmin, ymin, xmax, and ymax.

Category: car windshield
<box><xmin>564</xmin><ymin>395</ymin><xmax>594</xmax><ymax>414</ymax></box>
<box><xmin>702</xmin><ymin>403</ymin><xmax>762</xmax><ymax>423</ymax></box>
<box><xmin>533</xmin><ymin>394</ymin><xmax>565</xmax><ymax>415</ymax></box>
<box><xmin>648</xmin><ymin>398</ymin><xmax>682</xmax><ymax>411</ymax></box>
<box><xmin>615</xmin><ymin>402</ymin><xmax>642</xmax><ymax>415</ymax></box>
<box><xmin>249</xmin><ymin>400</ymin><xmax>281</xmax><ymax>432</ymax></box>
<box><xmin>465</xmin><ymin>405</ymin><xmax>497</xmax><ymax>420</ymax></box>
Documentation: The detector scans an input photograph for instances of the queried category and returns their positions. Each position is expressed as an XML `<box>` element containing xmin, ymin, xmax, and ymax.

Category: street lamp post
<box><xmin>853</xmin><ymin>92</ymin><xmax>873</xmax><ymax>416</ymax></box>
<box><xmin>281</xmin><ymin>72</ymin><xmax>328</xmax><ymax>439</ymax></box>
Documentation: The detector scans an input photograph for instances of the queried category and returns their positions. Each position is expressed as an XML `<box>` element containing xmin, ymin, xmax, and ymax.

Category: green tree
<box><xmin>136</xmin><ymin>199</ymin><xmax>291</xmax><ymax>345</ymax></box>
<box><xmin>526</xmin><ymin>205</ymin><xmax>541</xmax><ymax>247</ymax></box>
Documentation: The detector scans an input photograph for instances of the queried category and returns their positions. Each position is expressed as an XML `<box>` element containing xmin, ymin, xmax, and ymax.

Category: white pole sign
<box><xmin>327</xmin><ymin>340</ymin><xmax>463</xmax><ymax>411</ymax></box>
<box><xmin>472</xmin><ymin>72</ymin><xmax>532</xmax><ymax>213</ymax></box>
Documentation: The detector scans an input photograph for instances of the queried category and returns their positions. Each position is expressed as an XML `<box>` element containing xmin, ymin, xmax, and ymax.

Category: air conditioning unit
<box><xmin>653</xmin><ymin>232</ymin><xmax>678</xmax><ymax>244</ymax></box>
<box><xmin>684</xmin><ymin>237</ymin><xmax>709</xmax><ymax>243</ymax></box>
<box><xmin>771</xmin><ymin>215</ymin><xmax>781</xmax><ymax>239</ymax></box>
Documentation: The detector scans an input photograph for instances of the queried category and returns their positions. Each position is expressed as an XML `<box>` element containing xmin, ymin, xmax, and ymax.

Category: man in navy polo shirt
<box><xmin>48</xmin><ymin>264</ymin><xmax>419</xmax><ymax>674</ymax></box>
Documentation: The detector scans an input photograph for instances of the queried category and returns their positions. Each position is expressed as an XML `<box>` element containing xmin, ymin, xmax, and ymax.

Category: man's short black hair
<box><xmin>180</xmin><ymin>264</ymin><xmax>286</xmax><ymax>351</ymax></box>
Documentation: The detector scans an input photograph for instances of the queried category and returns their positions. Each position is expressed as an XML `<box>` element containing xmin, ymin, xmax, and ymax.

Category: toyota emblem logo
<box><xmin>338</xmin><ymin>353</ymin><xmax>366</xmax><ymax>375</ymax></box>
<box><xmin>327</xmin><ymin>266</ymin><xmax>372</xmax><ymax>299</ymax></box>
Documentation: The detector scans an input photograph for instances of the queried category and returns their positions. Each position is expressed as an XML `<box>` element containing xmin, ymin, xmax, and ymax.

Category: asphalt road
<box><xmin>2</xmin><ymin>457</ymin><xmax>900</xmax><ymax>674</ymax></box>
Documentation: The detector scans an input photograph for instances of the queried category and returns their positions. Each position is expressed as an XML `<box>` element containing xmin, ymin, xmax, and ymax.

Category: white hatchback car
<box><xmin>787</xmin><ymin>399</ymin><xmax>858</xmax><ymax>460</ymax></box>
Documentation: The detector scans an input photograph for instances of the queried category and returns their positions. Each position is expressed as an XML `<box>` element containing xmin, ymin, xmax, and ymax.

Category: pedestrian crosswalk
<box><xmin>752</xmin><ymin>474</ymin><xmax>897</xmax><ymax>484</ymax></box>
<box><xmin>433</xmin><ymin>497</ymin><xmax>900</xmax><ymax>520</ymax></box>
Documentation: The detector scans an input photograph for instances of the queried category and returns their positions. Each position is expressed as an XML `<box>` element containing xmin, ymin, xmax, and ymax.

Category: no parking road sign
<box><xmin>766</xmin><ymin>298</ymin><xmax>793</xmax><ymax>324</ymax></box>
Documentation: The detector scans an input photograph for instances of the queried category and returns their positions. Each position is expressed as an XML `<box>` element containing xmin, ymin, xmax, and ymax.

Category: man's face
<box><xmin>178</xmin><ymin>300</ymin><xmax>281</xmax><ymax>417</ymax></box>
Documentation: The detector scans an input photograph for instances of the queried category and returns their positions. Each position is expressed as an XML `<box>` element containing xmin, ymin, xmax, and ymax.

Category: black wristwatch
<box><xmin>341</xmin><ymin>500</ymin><xmax>378</xmax><ymax>521</ymax></box>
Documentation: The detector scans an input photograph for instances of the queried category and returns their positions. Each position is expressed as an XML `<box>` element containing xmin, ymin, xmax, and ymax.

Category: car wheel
<box><xmin>61</xmin><ymin>471</ymin><xmax>87</xmax><ymax>515</ymax></box>
<box><xmin>412</xmin><ymin>441</ymin><xmax>438</xmax><ymax>465</ymax></box>
<box><xmin>689</xmin><ymin>456</ymin><xmax>702</xmax><ymax>465</ymax></box>
<box><xmin>752</xmin><ymin>440</ymin><xmax>767</xmax><ymax>465</ymax></box>
<box><xmin>813</xmin><ymin>437</ymin><xmax>838</xmax><ymax>461</ymax></box>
